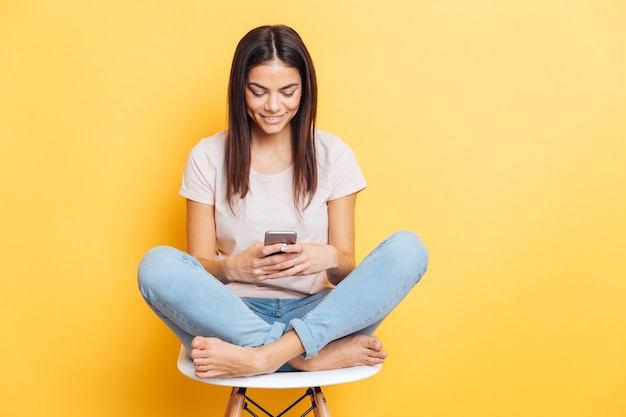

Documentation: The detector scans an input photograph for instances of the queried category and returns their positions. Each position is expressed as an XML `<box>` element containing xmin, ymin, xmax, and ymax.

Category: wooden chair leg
<box><xmin>224</xmin><ymin>387</ymin><xmax>246</xmax><ymax>417</ymax></box>
<box><xmin>310</xmin><ymin>387</ymin><xmax>331</xmax><ymax>417</ymax></box>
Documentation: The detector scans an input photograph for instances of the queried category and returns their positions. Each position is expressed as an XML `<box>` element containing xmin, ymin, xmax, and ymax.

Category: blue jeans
<box><xmin>138</xmin><ymin>231</ymin><xmax>428</xmax><ymax>362</ymax></box>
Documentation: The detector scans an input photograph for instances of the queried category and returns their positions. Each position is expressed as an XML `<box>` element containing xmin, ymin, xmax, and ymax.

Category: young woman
<box><xmin>138</xmin><ymin>24</ymin><xmax>428</xmax><ymax>378</ymax></box>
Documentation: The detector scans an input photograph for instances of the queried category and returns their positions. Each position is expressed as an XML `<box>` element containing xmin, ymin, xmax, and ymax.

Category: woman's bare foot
<box><xmin>288</xmin><ymin>334</ymin><xmax>386</xmax><ymax>371</ymax></box>
<box><xmin>190</xmin><ymin>336</ymin><xmax>279</xmax><ymax>378</ymax></box>
<box><xmin>189</xmin><ymin>333</ymin><xmax>384</xmax><ymax>378</ymax></box>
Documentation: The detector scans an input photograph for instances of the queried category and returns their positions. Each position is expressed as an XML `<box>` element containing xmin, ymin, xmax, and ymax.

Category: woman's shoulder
<box><xmin>314</xmin><ymin>129</ymin><xmax>356</xmax><ymax>161</ymax></box>
<box><xmin>192</xmin><ymin>131</ymin><xmax>228</xmax><ymax>152</ymax></box>
<box><xmin>187</xmin><ymin>131</ymin><xmax>227</xmax><ymax>163</ymax></box>
<box><xmin>315</xmin><ymin>128</ymin><xmax>343</xmax><ymax>144</ymax></box>
<box><xmin>315</xmin><ymin>129</ymin><xmax>354</xmax><ymax>152</ymax></box>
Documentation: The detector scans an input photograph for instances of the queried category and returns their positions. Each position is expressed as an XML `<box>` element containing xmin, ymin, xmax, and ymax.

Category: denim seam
<box><xmin>147</xmin><ymin>294</ymin><xmax>210</xmax><ymax>339</ymax></box>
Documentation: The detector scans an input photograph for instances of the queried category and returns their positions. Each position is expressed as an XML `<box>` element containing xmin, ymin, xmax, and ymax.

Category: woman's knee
<box><xmin>386</xmin><ymin>230</ymin><xmax>429</xmax><ymax>275</ymax></box>
<box><xmin>137</xmin><ymin>245</ymin><xmax>180</xmax><ymax>288</ymax></box>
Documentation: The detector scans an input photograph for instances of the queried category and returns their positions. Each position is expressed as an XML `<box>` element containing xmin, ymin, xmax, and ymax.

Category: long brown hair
<box><xmin>225</xmin><ymin>25</ymin><xmax>318</xmax><ymax>213</ymax></box>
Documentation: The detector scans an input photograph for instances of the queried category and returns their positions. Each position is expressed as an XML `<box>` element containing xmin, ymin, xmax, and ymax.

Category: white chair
<box><xmin>177</xmin><ymin>345</ymin><xmax>381</xmax><ymax>417</ymax></box>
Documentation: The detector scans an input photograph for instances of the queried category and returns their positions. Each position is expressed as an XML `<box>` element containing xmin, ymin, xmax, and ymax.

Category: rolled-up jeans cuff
<box><xmin>289</xmin><ymin>318</ymin><xmax>319</xmax><ymax>359</ymax></box>
<box><xmin>265</xmin><ymin>321</ymin><xmax>287</xmax><ymax>346</ymax></box>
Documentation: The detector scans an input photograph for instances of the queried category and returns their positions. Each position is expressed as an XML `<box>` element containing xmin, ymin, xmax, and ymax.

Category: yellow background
<box><xmin>1</xmin><ymin>1</ymin><xmax>625</xmax><ymax>416</ymax></box>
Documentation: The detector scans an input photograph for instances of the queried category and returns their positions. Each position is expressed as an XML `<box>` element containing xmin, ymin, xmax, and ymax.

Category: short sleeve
<box><xmin>329</xmin><ymin>146</ymin><xmax>367</xmax><ymax>200</ymax></box>
<box><xmin>179</xmin><ymin>135</ymin><xmax>226</xmax><ymax>205</ymax></box>
<box><xmin>317</xmin><ymin>132</ymin><xmax>367</xmax><ymax>201</ymax></box>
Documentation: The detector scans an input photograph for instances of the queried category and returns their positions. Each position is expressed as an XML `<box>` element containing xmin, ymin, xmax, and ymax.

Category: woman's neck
<box><xmin>250</xmin><ymin>127</ymin><xmax>293</xmax><ymax>175</ymax></box>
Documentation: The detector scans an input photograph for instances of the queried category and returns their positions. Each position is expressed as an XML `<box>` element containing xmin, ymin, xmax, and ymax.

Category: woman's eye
<box><xmin>282</xmin><ymin>91</ymin><xmax>295</xmax><ymax>97</ymax></box>
<box><xmin>252</xmin><ymin>91</ymin><xmax>265</xmax><ymax>97</ymax></box>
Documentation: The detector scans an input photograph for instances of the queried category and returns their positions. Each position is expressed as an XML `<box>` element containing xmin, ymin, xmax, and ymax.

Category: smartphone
<box><xmin>264</xmin><ymin>231</ymin><xmax>297</xmax><ymax>257</ymax></box>
<box><xmin>264</xmin><ymin>231</ymin><xmax>297</xmax><ymax>246</ymax></box>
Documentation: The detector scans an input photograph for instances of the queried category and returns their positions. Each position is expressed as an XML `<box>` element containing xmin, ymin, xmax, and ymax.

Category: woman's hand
<box><xmin>221</xmin><ymin>242</ymin><xmax>275</xmax><ymax>283</ymax></box>
<box><xmin>257</xmin><ymin>243</ymin><xmax>337</xmax><ymax>280</ymax></box>
<box><xmin>224</xmin><ymin>242</ymin><xmax>325</xmax><ymax>283</ymax></box>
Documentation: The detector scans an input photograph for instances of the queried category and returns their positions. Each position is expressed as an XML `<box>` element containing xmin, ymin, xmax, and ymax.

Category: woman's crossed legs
<box><xmin>138</xmin><ymin>231</ymin><xmax>428</xmax><ymax>378</ymax></box>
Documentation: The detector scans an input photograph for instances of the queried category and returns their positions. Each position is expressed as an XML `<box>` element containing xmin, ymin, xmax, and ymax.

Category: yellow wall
<box><xmin>1</xmin><ymin>1</ymin><xmax>625</xmax><ymax>416</ymax></box>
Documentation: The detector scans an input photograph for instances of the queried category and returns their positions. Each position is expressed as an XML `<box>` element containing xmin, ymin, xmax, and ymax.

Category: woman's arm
<box><xmin>186</xmin><ymin>199</ymin><xmax>231</xmax><ymax>283</ymax></box>
<box><xmin>325</xmin><ymin>192</ymin><xmax>358</xmax><ymax>285</ymax></box>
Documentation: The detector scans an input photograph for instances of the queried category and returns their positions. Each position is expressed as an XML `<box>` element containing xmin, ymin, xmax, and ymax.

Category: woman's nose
<box><xmin>264</xmin><ymin>94</ymin><xmax>280</xmax><ymax>112</ymax></box>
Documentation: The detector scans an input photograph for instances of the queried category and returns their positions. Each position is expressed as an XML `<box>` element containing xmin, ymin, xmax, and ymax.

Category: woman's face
<box><xmin>245</xmin><ymin>59</ymin><xmax>302</xmax><ymax>138</ymax></box>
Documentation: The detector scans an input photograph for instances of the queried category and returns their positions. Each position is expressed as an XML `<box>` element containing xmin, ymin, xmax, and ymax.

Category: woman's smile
<box><xmin>261</xmin><ymin>114</ymin><xmax>286</xmax><ymax>124</ymax></box>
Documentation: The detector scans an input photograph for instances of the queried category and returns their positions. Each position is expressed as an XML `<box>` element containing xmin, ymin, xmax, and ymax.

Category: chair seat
<box><xmin>177</xmin><ymin>345</ymin><xmax>382</xmax><ymax>389</ymax></box>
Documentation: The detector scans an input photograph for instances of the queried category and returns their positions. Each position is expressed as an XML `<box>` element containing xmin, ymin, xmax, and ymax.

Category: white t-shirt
<box><xmin>180</xmin><ymin>129</ymin><xmax>367</xmax><ymax>298</ymax></box>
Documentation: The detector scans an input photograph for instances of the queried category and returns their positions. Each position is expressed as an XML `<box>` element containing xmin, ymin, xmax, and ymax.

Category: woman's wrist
<box><xmin>197</xmin><ymin>256</ymin><xmax>233</xmax><ymax>284</ymax></box>
<box><xmin>220</xmin><ymin>257</ymin><xmax>234</xmax><ymax>284</ymax></box>
<box><xmin>328</xmin><ymin>245</ymin><xmax>339</xmax><ymax>270</ymax></box>
<box><xmin>326</xmin><ymin>245</ymin><xmax>353</xmax><ymax>285</ymax></box>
